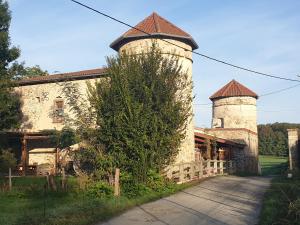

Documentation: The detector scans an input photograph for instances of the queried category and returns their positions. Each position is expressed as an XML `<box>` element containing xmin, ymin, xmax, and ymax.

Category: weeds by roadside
<box><xmin>259</xmin><ymin>171</ymin><xmax>300</xmax><ymax>225</ymax></box>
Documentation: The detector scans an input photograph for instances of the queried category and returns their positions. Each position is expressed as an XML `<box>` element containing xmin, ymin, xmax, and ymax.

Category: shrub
<box><xmin>86</xmin><ymin>181</ymin><xmax>113</xmax><ymax>198</ymax></box>
<box><xmin>0</xmin><ymin>149</ymin><xmax>16</xmax><ymax>173</ymax></box>
<box><xmin>120</xmin><ymin>171</ymin><xmax>152</xmax><ymax>198</ymax></box>
<box><xmin>146</xmin><ymin>169</ymin><xmax>166</xmax><ymax>192</ymax></box>
<box><xmin>288</xmin><ymin>198</ymin><xmax>300</xmax><ymax>222</ymax></box>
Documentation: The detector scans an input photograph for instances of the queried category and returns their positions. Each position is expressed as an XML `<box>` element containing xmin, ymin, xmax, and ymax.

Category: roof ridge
<box><xmin>233</xmin><ymin>80</ymin><xmax>243</xmax><ymax>95</ymax></box>
<box><xmin>155</xmin><ymin>13</ymin><xmax>190</xmax><ymax>37</ymax></box>
<box><xmin>18</xmin><ymin>68</ymin><xmax>106</xmax><ymax>86</ymax></box>
<box><xmin>222</xmin><ymin>80</ymin><xmax>234</xmax><ymax>97</ymax></box>
<box><xmin>152</xmin><ymin>12</ymin><xmax>161</xmax><ymax>33</ymax></box>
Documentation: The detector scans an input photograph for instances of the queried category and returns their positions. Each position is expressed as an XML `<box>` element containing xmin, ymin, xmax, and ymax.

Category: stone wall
<box><xmin>205</xmin><ymin>128</ymin><xmax>258</xmax><ymax>173</ymax></box>
<box><xmin>287</xmin><ymin>129</ymin><xmax>299</xmax><ymax>170</ymax></box>
<box><xmin>15</xmin><ymin>78</ymin><xmax>100</xmax><ymax>132</ymax></box>
<box><xmin>29</xmin><ymin>150</ymin><xmax>56</xmax><ymax>165</ymax></box>
<box><xmin>212</xmin><ymin>96</ymin><xmax>257</xmax><ymax>133</ymax></box>
<box><xmin>119</xmin><ymin>38</ymin><xmax>195</xmax><ymax>163</ymax></box>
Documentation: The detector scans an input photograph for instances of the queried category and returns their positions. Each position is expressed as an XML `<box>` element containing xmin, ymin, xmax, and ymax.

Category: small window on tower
<box><xmin>53</xmin><ymin>99</ymin><xmax>64</xmax><ymax>123</ymax></box>
<box><xmin>212</xmin><ymin>118</ymin><xmax>224</xmax><ymax>128</ymax></box>
<box><xmin>219</xmin><ymin>118</ymin><xmax>224</xmax><ymax>128</ymax></box>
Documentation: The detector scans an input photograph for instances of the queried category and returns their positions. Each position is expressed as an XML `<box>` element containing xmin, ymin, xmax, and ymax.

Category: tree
<box><xmin>9</xmin><ymin>62</ymin><xmax>48</xmax><ymax>79</ymax></box>
<box><xmin>258</xmin><ymin>123</ymin><xmax>300</xmax><ymax>156</ymax></box>
<box><xmin>0</xmin><ymin>0</ymin><xmax>22</xmax><ymax>130</ymax></box>
<box><xmin>64</xmin><ymin>44</ymin><xmax>193</xmax><ymax>182</ymax></box>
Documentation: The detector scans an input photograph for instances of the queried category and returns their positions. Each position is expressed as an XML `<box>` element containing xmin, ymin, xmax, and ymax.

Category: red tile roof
<box><xmin>209</xmin><ymin>80</ymin><xmax>258</xmax><ymax>100</ymax></box>
<box><xmin>17</xmin><ymin>68</ymin><xmax>106</xmax><ymax>86</ymax></box>
<box><xmin>110</xmin><ymin>12</ymin><xmax>198</xmax><ymax>51</ymax></box>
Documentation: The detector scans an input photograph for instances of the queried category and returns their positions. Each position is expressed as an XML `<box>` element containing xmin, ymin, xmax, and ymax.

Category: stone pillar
<box><xmin>287</xmin><ymin>129</ymin><xmax>299</xmax><ymax>170</ymax></box>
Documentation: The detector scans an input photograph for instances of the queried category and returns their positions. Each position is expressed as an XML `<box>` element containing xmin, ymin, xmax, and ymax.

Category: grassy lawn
<box><xmin>0</xmin><ymin>176</ymin><xmax>200</xmax><ymax>225</ymax></box>
<box><xmin>259</xmin><ymin>155</ymin><xmax>288</xmax><ymax>176</ymax></box>
<box><xmin>259</xmin><ymin>172</ymin><xmax>300</xmax><ymax>225</ymax></box>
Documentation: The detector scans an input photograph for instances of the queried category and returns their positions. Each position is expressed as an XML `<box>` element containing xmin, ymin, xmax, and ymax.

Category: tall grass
<box><xmin>259</xmin><ymin>172</ymin><xmax>300</xmax><ymax>225</ymax></box>
<box><xmin>0</xmin><ymin>176</ymin><xmax>200</xmax><ymax>225</ymax></box>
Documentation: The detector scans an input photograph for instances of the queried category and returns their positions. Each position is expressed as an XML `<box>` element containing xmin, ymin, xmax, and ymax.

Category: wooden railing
<box><xmin>163</xmin><ymin>160</ymin><xmax>235</xmax><ymax>183</ymax></box>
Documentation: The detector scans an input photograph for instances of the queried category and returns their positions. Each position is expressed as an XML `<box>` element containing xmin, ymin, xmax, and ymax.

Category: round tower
<box><xmin>209</xmin><ymin>80</ymin><xmax>259</xmax><ymax>173</ymax></box>
<box><xmin>210</xmin><ymin>80</ymin><xmax>258</xmax><ymax>133</ymax></box>
<box><xmin>110</xmin><ymin>12</ymin><xmax>198</xmax><ymax>163</ymax></box>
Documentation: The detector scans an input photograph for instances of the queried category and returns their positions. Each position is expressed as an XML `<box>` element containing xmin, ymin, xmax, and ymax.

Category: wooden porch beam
<box><xmin>25</xmin><ymin>136</ymin><xmax>52</xmax><ymax>140</ymax></box>
<box><xmin>21</xmin><ymin>136</ymin><xmax>27</xmax><ymax>176</ymax></box>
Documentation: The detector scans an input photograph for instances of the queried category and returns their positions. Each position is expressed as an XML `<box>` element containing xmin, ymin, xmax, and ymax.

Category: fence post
<box><xmin>213</xmin><ymin>160</ymin><xmax>217</xmax><ymax>175</ymax></box>
<box><xmin>207</xmin><ymin>160</ymin><xmax>211</xmax><ymax>176</ymax></box>
<box><xmin>114</xmin><ymin>168</ymin><xmax>120</xmax><ymax>196</ymax></box>
<box><xmin>199</xmin><ymin>159</ymin><xmax>203</xmax><ymax>178</ymax></box>
<box><xmin>62</xmin><ymin>167</ymin><xmax>66</xmax><ymax>190</ymax></box>
<box><xmin>9</xmin><ymin>168</ymin><xmax>12</xmax><ymax>191</ymax></box>
<box><xmin>220</xmin><ymin>161</ymin><xmax>224</xmax><ymax>175</ymax></box>
<box><xmin>179</xmin><ymin>164</ymin><xmax>185</xmax><ymax>183</ymax></box>
<box><xmin>228</xmin><ymin>161</ymin><xmax>233</xmax><ymax>174</ymax></box>
<box><xmin>190</xmin><ymin>162</ymin><xmax>195</xmax><ymax>180</ymax></box>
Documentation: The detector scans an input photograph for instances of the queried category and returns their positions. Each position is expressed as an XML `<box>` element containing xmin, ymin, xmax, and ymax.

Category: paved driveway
<box><xmin>99</xmin><ymin>176</ymin><xmax>271</xmax><ymax>225</ymax></box>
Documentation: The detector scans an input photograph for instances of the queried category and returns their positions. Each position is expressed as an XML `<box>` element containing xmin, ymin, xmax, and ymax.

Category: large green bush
<box><xmin>63</xmin><ymin>44</ymin><xmax>192</xmax><ymax>184</ymax></box>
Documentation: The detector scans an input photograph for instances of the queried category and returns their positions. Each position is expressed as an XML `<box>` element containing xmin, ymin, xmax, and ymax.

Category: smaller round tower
<box><xmin>209</xmin><ymin>80</ymin><xmax>259</xmax><ymax>173</ymax></box>
<box><xmin>210</xmin><ymin>79</ymin><xmax>258</xmax><ymax>133</ymax></box>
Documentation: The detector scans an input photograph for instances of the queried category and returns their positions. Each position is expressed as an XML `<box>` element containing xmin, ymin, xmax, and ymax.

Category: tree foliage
<box><xmin>64</xmin><ymin>45</ymin><xmax>193</xmax><ymax>182</ymax></box>
<box><xmin>0</xmin><ymin>148</ymin><xmax>16</xmax><ymax>173</ymax></box>
<box><xmin>258</xmin><ymin>122</ymin><xmax>300</xmax><ymax>156</ymax></box>
<box><xmin>9</xmin><ymin>63</ymin><xmax>48</xmax><ymax>79</ymax></box>
<box><xmin>0</xmin><ymin>0</ymin><xmax>22</xmax><ymax>130</ymax></box>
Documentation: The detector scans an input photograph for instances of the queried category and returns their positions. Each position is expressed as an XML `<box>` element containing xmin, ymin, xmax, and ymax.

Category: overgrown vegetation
<box><xmin>0</xmin><ymin>176</ymin><xmax>199</xmax><ymax>225</ymax></box>
<box><xmin>260</xmin><ymin>172</ymin><xmax>300</xmax><ymax>225</ymax></box>
<box><xmin>258</xmin><ymin>123</ymin><xmax>300</xmax><ymax>156</ymax></box>
<box><xmin>0</xmin><ymin>149</ymin><xmax>16</xmax><ymax>173</ymax></box>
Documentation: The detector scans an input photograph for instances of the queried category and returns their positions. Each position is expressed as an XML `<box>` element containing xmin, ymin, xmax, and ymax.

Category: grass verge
<box><xmin>259</xmin><ymin>171</ymin><xmax>300</xmax><ymax>225</ymax></box>
<box><xmin>0</xmin><ymin>176</ymin><xmax>202</xmax><ymax>225</ymax></box>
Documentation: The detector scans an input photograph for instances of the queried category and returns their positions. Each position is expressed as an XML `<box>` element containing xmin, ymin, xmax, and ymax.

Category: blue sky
<box><xmin>8</xmin><ymin>0</ymin><xmax>300</xmax><ymax>127</ymax></box>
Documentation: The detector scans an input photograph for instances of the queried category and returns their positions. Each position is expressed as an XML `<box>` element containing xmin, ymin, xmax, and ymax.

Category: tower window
<box><xmin>212</xmin><ymin>118</ymin><xmax>224</xmax><ymax>128</ymax></box>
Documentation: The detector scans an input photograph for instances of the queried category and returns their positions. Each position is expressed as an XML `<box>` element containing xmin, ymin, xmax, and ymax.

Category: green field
<box><xmin>259</xmin><ymin>155</ymin><xmax>288</xmax><ymax>176</ymax></box>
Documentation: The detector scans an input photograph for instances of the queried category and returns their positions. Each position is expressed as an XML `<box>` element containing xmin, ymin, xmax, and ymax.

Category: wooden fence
<box><xmin>163</xmin><ymin>160</ymin><xmax>235</xmax><ymax>183</ymax></box>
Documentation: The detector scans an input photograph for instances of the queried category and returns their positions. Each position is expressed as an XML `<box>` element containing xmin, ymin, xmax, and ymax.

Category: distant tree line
<box><xmin>258</xmin><ymin>123</ymin><xmax>300</xmax><ymax>156</ymax></box>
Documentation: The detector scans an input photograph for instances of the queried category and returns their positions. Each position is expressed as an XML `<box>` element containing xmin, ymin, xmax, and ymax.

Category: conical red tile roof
<box><xmin>110</xmin><ymin>12</ymin><xmax>198</xmax><ymax>51</ymax></box>
<box><xmin>210</xmin><ymin>80</ymin><xmax>258</xmax><ymax>100</ymax></box>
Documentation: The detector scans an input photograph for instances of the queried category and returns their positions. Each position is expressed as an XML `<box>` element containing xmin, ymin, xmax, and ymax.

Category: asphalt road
<box><xmin>99</xmin><ymin>176</ymin><xmax>271</xmax><ymax>225</ymax></box>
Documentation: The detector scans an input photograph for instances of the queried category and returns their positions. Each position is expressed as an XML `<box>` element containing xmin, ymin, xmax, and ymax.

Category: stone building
<box><xmin>6</xmin><ymin>13</ymin><xmax>258</xmax><ymax>175</ymax></box>
<box><xmin>9</xmin><ymin>12</ymin><xmax>199</xmax><ymax>174</ymax></box>
<box><xmin>205</xmin><ymin>80</ymin><xmax>259</xmax><ymax>173</ymax></box>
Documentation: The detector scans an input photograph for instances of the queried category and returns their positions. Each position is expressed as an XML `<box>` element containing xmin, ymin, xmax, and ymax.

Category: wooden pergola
<box><xmin>4</xmin><ymin>131</ymin><xmax>54</xmax><ymax>176</ymax></box>
<box><xmin>194</xmin><ymin>132</ymin><xmax>245</xmax><ymax>160</ymax></box>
